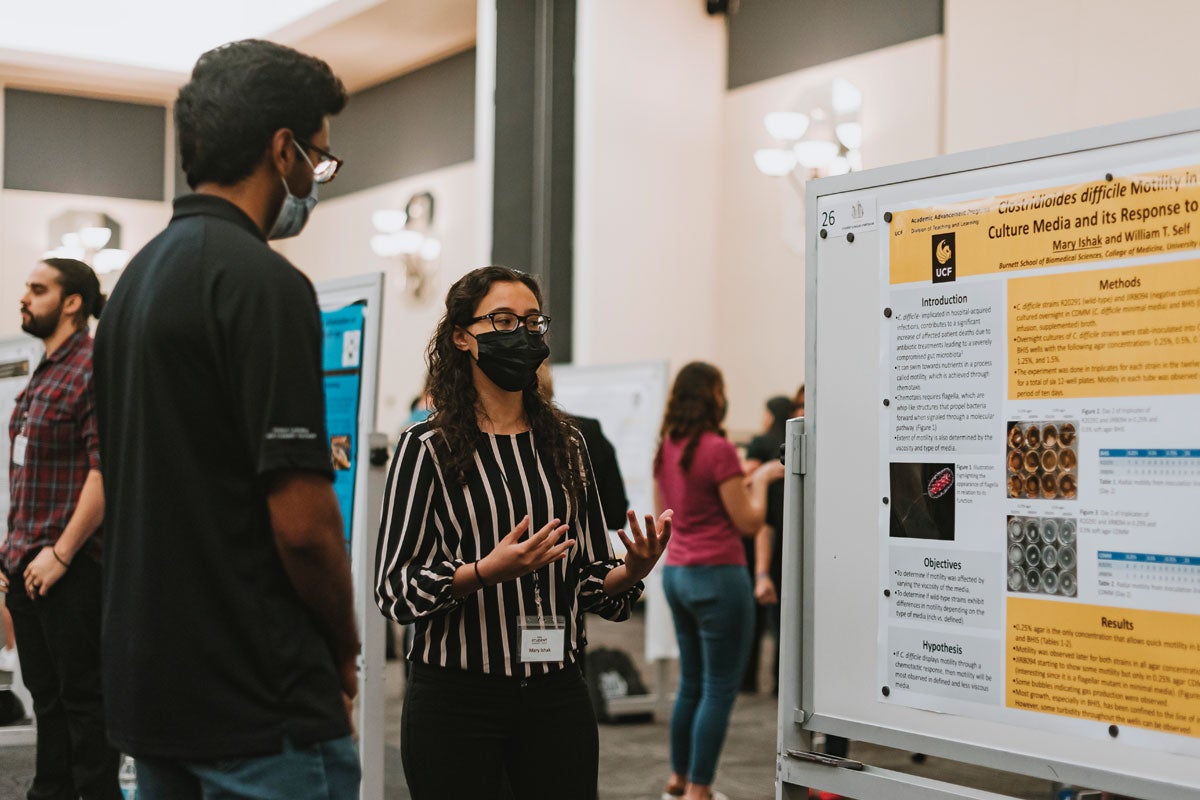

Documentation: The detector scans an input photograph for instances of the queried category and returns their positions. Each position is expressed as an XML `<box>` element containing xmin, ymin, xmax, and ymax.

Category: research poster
<box><xmin>322</xmin><ymin>302</ymin><xmax>366</xmax><ymax>548</ymax></box>
<box><xmin>879</xmin><ymin>161</ymin><xmax>1200</xmax><ymax>755</ymax></box>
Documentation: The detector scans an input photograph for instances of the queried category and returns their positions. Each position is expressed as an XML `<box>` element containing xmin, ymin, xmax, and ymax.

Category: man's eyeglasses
<box><xmin>295</xmin><ymin>139</ymin><xmax>344</xmax><ymax>184</ymax></box>
<box><xmin>468</xmin><ymin>312</ymin><xmax>552</xmax><ymax>335</ymax></box>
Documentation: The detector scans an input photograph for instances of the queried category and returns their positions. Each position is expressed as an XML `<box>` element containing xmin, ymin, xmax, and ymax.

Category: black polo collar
<box><xmin>171</xmin><ymin>193</ymin><xmax>266</xmax><ymax>241</ymax></box>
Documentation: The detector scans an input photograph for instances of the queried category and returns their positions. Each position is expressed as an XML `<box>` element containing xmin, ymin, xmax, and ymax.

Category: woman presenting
<box><xmin>375</xmin><ymin>265</ymin><xmax>671</xmax><ymax>800</ymax></box>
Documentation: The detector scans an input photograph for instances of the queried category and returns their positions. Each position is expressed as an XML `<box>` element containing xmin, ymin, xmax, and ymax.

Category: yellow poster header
<box><xmin>890</xmin><ymin>166</ymin><xmax>1200</xmax><ymax>285</ymax></box>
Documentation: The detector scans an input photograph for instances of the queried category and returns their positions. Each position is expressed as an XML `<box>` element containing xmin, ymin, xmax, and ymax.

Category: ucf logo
<box><xmin>932</xmin><ymin>233</ymin><xmax>956</xmax><ymax>283</ymax></box>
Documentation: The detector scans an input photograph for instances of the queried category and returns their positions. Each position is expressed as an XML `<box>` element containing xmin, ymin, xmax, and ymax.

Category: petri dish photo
<box><xmin>1059</xmin><ymin>422</ymin><xmax>1076</xmax><ymax>447</ymax></box>
<box><xmin>1058</xmin><ymin>546</ymin><xmax>1077</xmax><ymax>571</ymax></box>
<box><xmin>1042</xmin><ymin>424</ymin><xmax>1058</xmax><ymax>448</ymax></box>
<box><xmin>1008</xmin><ymin>425</ymin><xmax>1025</xmax><ymax>449</ymax></box>
<box><xmin>1008</xmin><ymin>566</ymin><xmax>1026</xmax><ymax>592</ymax></box>
<box><xmin>1025</xmin><ymin>424</ymin><xmax>1041</xmax><ymax>448</ymax></box>
<box><xmin>1041</xmin><ymin>569</ymin><xmax>1059</xmax><ymax>594</ymax></box>
<box><xmin>1025</xmin><ymin>567</ymin><xmax>1042</xmax><ymax>593</ymax></box>
<box><xmin>1060</xmin><ymin>474</ymin><xmax>1077</xmax><ymax>499</ymax></box>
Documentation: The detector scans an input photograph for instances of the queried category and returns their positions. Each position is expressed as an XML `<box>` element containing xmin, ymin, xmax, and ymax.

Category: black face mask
<box><xmin>470</xmin><ymin>328</ymin><xmax>550</xmax><ymax>392</ymax></box>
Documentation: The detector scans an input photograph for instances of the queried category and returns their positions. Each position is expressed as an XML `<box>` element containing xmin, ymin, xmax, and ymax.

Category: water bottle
<box><xmin>1055</xmin><ymin>785</ymin><xmax>1075</xmax><ymax>800</ymax></box>
<box><xmin>118</xmin><ymin>754</ymin><xmax>138</xmax><ymax>800</ymax></box>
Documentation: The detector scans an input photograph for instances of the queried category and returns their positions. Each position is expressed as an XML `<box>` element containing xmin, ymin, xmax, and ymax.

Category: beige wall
<box><xmin>275</xmin><ymin>160</ymin><xmax>477</xmax><ymax>439</ymax></box>
<box><xmin>0</xmin><ymin>189</ymin><xmax>171</xmax><ymax>339</ymax></box>
<box><xmin>573</xmin><ymin>0</ymin><xmax>726</xmax><ymax>371</ymax></box>
<box><xmin>715</xmin><ymin>36</ymin><xmax>944</xmax><ymax>435</ymax></box>
<box><xmin>943</xmin><ymin>0</ymin><xmax>1200</xmax><ymax>153</ymax></box>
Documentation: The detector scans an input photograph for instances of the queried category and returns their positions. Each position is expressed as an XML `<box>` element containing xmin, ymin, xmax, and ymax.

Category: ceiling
<box><xmin>0</xmin><ymin>0</ymin><xmax>476</xmax><ymax>102</ymax></box>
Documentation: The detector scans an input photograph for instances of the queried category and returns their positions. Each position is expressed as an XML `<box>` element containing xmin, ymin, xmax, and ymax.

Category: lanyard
<box><xmin>497</xmin><ymin>433</ymin><xmax>551</xmax><ymax>623</ymax></box>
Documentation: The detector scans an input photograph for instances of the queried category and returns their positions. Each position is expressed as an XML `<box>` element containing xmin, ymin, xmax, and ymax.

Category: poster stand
<box><xmin>779</xmin><ymin>110</ymin><xmax>1200</xmax><ymax>800</ymax></box>
<box><xmin>316</xmin><ymin>273</ymin><xmax>387</xmax><ymax>800</ymax></box>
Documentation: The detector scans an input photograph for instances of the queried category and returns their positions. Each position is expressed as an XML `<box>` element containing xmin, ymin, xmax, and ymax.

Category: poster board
<box><xmin>316</xmin><ymin>274</ymin><xmax>386</xmax><ymax>800</ymax></box>
<box><xmin>550</xmin><ymin>361</ymin><xmax>677</xmax><ymax>661</ymax></box>
<box><xmin>0</xmin><ymin>337</ymin><xmax>43</xmax><ymax>748</ymax></box>
<box><xmin>779</xmin><ymin>110</ymin><xmax>1200</xmax><ymax>799</ymax></box>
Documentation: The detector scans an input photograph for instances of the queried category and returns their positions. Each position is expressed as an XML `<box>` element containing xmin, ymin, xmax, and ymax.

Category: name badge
<box><xmin>12</xmin><ymin>435</ymin><xmax>28</xmax><ymax>467</ymax></box>
<box><xmin>519</xmin><ymin>615</ymin><xmax>566</xmax><ymax>663</ymax></box>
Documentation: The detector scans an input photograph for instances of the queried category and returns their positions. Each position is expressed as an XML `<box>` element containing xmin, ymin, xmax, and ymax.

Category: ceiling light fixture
<box><xmin>754</xmin><ymin>78</ymin><xmax>864</xmax><ymax>189</ymax></box>
<box><xmin>370</xmin><ymin>191</ymin><xmax>441</xmax><ymax>303</ymax></box>
<box><xmin>45</xmin><ymin>210</ymin><xmax>131</xmax><ymax>275</ymax></box>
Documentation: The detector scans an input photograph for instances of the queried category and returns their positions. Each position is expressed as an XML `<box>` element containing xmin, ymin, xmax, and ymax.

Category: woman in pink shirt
<box><xmin>654</xmin><ymin>362</ymin><xmax>783</xmax><ymax>800</ymax></box>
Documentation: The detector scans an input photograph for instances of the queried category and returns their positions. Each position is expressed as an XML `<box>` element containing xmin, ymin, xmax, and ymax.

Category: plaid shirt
<box><xmin>3</xmin><ymin>330</ymin><xmax>101</xmax><ymax>573</ymax></box>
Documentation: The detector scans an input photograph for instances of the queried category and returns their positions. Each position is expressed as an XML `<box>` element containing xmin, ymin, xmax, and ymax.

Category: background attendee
<box><xmin>654</xmin><ymin>362</ymin><xmax>783</xmax><ymax>800</ymax></box>
<box><xmin>375</xmin><ymin>265</ymin><xmax>670</xmax><ymax>800</ymax></box>
<box><xmin>739</xmin><ymin>394</ymin><xmax>792</xmax><ymax>693</ymax></box>
<box><xmin>1</xmin><ymin>257</ymin><xmax>116</xmax><ymax>799</ymax></box>
<box><xmin>94</xmin><ymin>40</ymin><xmax>360</xmax><ymax>800</ymax></box>
<box><xmin>538</xmin><ymin>362</ymin><xmax>630</xmax><ymax>530</ymax></box>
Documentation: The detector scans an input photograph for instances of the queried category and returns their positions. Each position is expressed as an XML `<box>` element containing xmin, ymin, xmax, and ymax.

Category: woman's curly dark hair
<box><xmin>426</xmin><ymin>266</ymin><xmax>587</xmax><ymax>508</ymax></box>
<box><xmin>655</xmin><ymin>361</ymin><xmax>726</xmax><ymax>473</ymax></box>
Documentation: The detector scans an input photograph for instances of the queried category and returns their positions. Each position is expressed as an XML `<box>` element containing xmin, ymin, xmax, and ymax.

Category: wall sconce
<box><xmin>369</xmin><ymin>191</ymin><xmax>441</xmax><ymax>303</ymax></box>
<box><xmin>44</xmin><ymin>210</ymin><xmax>131</xmax><ymax>274</ymax></box>
<box><xmin>754</xmin><ymin>78</ymin><xmax>863</xmax><ymax>189</ymax></box>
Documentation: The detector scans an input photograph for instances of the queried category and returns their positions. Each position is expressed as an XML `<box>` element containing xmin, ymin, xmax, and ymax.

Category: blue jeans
<box><xmin>135</xmin><ymin>736</ymin><xmax>360</xmax><ymax>800</ymax></box>
<box><xmin>662</xmin><ymin>565</ymin><xmax>754</xmax><ymax>786</ymax></box>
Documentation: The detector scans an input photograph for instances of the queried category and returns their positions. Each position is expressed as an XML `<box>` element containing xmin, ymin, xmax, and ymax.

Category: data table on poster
<box><xmin>1097</xmin><ymin>551</ymin><xmax>1200</xmax><ymax>599</ymax></box>
<box><xmin>1098</xmin><ymin>449</ymin><xmax>1200</xmax><ymax>479</ymax></box>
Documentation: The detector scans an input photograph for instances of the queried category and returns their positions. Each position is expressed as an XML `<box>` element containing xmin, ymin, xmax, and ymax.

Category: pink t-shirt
<box><xmin>655</xmin><ymin>431</ymin><xmax>746</xmax><ymax>566</ymax></box>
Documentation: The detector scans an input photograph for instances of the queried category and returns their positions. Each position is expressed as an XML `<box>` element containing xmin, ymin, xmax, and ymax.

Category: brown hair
<box><xmin>425</xmin><ymin>266</ymin><xmax>587</xmax><ymax>506</ymax></box>
<box><xmin>655</xmin><ymin>361</ymin><xmax>726</xmax><ymax>472</ymax></box>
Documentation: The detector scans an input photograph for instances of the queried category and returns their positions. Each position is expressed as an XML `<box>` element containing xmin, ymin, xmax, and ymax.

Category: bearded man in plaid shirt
<box><xmin>0</xmin><ymin>257</ymin><xmax>118</xmax><ymax>800</ymax></box>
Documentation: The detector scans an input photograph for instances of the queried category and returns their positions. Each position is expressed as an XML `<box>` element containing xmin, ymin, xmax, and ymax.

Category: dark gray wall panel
<box><xmin>727</xmin><ymin>0</ymin><xmax>943</xmax><ymax>89</ymax></box>
<box><xmin>4</xmin><ymin>88</ymin><xmax>166</xmax><ymax>200</ymax></box>
<box><xmin>321</xmin><ymin>48</ymin><xmax>476</xmax><ymax>200</ymax></box>
<box><xmin>492</xmin><ymin>0</ymin><xmax>575</xmax><ymax>362</ymax></box>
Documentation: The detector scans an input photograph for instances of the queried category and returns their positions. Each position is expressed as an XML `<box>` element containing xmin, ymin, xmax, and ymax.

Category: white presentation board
<box><xmin>550</xmin><ymin>361</ymin><xmax>677</xmax><ymax>660</ymax></box>
<box><xmin>778</xmin><ymin>110</ymin><xmax>1200</xmax><ymax>799</ymax></box>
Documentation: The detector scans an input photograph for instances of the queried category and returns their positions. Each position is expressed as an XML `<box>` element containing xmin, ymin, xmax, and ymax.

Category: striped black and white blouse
<box><xmin>374</xmin><ymin>420</ymin><xmax>641</xmax><ymax>677</ymax></box>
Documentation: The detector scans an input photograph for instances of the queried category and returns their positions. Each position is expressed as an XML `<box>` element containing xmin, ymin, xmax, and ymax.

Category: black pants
<box><xmin>402</xmin><ymin>661</ymin><xmax>598</xmax><ymax>800</ymax></box>
<box><xmin>4</xmin><ymin>554</ymin><xmax>120</xmax><ymax>800</ymax></box>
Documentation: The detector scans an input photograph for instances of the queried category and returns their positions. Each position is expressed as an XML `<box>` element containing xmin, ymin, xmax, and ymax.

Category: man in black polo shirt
<box><xmin>94</xmin><ymin>40</ymin><xmax>360</xmax><ymax>799</ymax></box>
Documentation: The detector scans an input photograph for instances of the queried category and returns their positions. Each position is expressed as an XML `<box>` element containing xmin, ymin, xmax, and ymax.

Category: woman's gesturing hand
<box><xmin>617</xmin><ymin>509</ymin><xmax>673</xmax><ymax>583</ymax></box>
<box><xmin>478</xmin><ymin>515</ymin><xmax>575</xmax><ymax>585</ymax></box>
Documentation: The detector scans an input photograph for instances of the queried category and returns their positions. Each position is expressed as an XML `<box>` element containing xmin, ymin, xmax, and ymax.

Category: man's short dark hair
<box><xmin>175</xmin><ymin>39</ymin><xmax>348</xmax><ymax>189</ymax></box>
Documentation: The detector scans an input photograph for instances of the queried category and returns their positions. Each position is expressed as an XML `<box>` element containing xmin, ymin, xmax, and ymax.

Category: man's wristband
<box><xmin>51</xmin><ymin>547</ymin><xmax>71</xmax><ymax>569</ymax></box>
<box><xmin>474</xmin><ymin>559</ymin><xmax>491</xmax><ymax>589</ymax></box>
<box><xmin>755</xmin><ymin>571</ymin><xmax>770</xmax><ymax>581</ymax></box>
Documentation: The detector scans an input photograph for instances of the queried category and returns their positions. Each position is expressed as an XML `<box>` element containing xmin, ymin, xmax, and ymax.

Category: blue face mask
<box><xmin>267</xmin><ymin>144</ymin><xmax>319</xmax><ymax>240</ymax></box>
<box><xmin>409</xmin><ymin>407</ymin><xmax>432</xmax><ymax>425</ymax></box>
